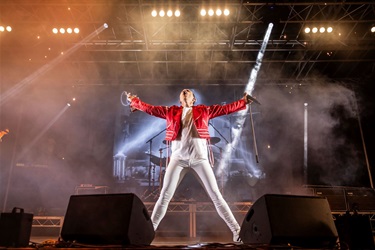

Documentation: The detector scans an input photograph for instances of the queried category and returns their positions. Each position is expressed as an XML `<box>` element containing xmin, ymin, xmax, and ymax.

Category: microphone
<box><xmin>246</xmin><ymin>94</ymin><xmax>261</xmax><ymax>105</ymax></box>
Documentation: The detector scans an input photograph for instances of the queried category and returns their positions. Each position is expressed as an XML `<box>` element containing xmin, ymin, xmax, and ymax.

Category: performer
<box><xmin>0</xmin><ymin>129</ymin><xmax>9</xmax><ymax>142</ymax></box>
<box><xmin>127</xmin><ymin>89</ymin><xmax>252</xmax><ymax>242</ymax></box>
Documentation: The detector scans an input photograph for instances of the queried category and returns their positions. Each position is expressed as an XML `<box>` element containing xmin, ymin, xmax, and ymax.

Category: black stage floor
<box><xmin>25</xmin><ymin>235</ymin><xmax>340</xmax><ymax>250</ymax></box>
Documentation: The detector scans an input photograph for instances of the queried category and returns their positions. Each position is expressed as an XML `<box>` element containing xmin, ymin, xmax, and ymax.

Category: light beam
<box><xmin>17</xmin><ymin>104</ymin><xmax>70</xmax><ymax>160</ymax></box>
<box><xmin>0</xmin><ymin>23</ymin><xmax>108</xmax><ymax>106</ymax></box>
<box><xmin>217</xmin><ymin>23</ymin><xmax>273</xmax><ymax>176</ymax></box>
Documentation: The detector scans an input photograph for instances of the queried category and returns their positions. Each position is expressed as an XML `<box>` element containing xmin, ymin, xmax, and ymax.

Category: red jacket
<box><xmin>130</xmin><ymin>97</ymin><xmax>247</xmax><ymax>141</ymax></box>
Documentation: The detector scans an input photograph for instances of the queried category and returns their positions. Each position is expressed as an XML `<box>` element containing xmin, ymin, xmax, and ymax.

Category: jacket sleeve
<box><xmin>207</xmin><ymin>99</ymin><xmax>247</xmax><ymax>119</ymax></box>
<box><xmin>130</xmin><ymin>97</ymin><xmax>169</xmax><ymax>119</ymax></box>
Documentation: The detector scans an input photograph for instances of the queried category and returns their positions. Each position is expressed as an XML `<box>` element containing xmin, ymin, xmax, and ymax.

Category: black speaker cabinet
<box><xmin>335</xmin><ymin>214</ymin><xmax>375</xmax><ymax>250</ymax></box>
<box><xmin>61</xmin><ymin>193</ymin><xmax>155</xmax><ymax>245</ymax></box>
<box><xmin>240</xmin><ymin>194</ymin><xmax>338</xmax><ymax>248</ymax></box>
<box><xmin>0</xmin><ymin>207</ymin><xmax>33</xmax><ymax>247</ymax></box>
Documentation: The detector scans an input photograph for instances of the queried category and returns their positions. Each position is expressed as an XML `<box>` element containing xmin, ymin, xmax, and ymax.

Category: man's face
<box><xmin>180</xmin><ymin>89</ymin><xmax>196</xmax><ymax>107</ymax></box>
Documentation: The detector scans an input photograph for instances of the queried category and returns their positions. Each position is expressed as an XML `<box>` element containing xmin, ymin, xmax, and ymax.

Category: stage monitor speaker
<box><xmin>61</xmin><ymin>193</ymin><xmax>155</xmax><ymax>245</ymax></box>
<box><xmin>0</xmin><ymin>207</ymin><xmax>33</xmax><ymax>247</ymax></box>
<box><xmin>240</xmin><ymin>194</ymin><xmax>338</xmax><ymax>248</ymax></box>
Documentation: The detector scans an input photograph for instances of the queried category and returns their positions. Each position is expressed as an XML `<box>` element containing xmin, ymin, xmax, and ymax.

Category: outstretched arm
<box><xmin>207</xmin><ymin>92</ymin><xmax>254</xmax><ymax>119</ymax></box>
<box><xmin>126</xmin><ymin>92</ymin><xmax>169</xmax><ymax>119</ymax></box>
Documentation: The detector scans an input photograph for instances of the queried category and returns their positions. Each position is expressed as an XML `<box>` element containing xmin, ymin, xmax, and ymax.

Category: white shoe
<box><xmin>233</xmin><ymin>229</ymin><xmax>241</xmax><ymax>243</ymax></box>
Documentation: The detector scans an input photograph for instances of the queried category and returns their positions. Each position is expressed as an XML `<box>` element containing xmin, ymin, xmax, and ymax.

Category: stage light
<box><xmin>305</xmin><ymin>26</ymin><xmax>334</xmax><ymax>35</ymax></box>
<box><xmin>152</xmin><ymin>8</ymin><xmax>180</xmax><ymax>17</ymax></box>
<box><xmin>0</xmin><ymin>25</ymin><xmax>12</xmax><ymax>32</ymax></box>
<box><xmin>200</xmin><ymin>8</ymin><xmax>229</xmax><ymax>17</ymax></box>
<box><xmin>52</xmin><ymin>27</ymin><xmax>79</xmax><ymax>34</ymax></box>
<box><xmin>371</xmin><ymin>26</ymin><xmax>375</xmax><ymax>33</ymax></box>
<box><xmin>67</xmin><ymin>103</ymin><xmax>71</xmax><ymax>107</ymax></box>
<box><xmin>103</xmin><ymin>23</ymin><xmax>108</xmax><ymax>29</ymax></box>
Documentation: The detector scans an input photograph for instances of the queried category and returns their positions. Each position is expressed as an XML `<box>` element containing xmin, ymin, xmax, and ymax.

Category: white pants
<box><xmin>151</xmin><ymin>157</ymin><xmax>240</xmax><ymax>234</ymax></box>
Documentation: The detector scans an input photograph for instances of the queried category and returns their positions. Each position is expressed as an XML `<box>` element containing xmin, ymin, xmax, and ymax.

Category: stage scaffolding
<box><xmin>31</xmin><ymin>186</ymin><xmax>375</xmax><ymax>237</ymax></box>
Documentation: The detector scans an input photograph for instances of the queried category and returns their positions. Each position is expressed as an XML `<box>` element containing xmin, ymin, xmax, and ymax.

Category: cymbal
<box><xmin>210</xmin><ymin>137</ymin><xmax>221</xmax><ymax>144</ymax></box>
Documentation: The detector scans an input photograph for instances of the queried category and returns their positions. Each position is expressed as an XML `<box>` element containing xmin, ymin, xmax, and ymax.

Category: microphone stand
<box><xmin>158</xmin><ymin>146</ymin><xmax>169</xmax><ymax>191</ymax></box>
<box><xmin>208</xmin><ymin>122</ymin><xmax>230</xmax><ymax>144</ymax></box>
<box><xmin>249</xmin><ymin>105</ymin><xmax>259</xmax><ymax>163</ymax></box>
<box><xmin>145</xmin><ymin>128</ymin><xmax>166</xmax><ymax>188</ymax></box>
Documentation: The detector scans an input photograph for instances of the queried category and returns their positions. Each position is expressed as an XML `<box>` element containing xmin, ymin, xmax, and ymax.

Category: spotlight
<box><xmin>200</xmin><ymin>9</ymin><xmax>206</xmax><ymax>16</ymax></box>
<box><xmin>327</xmin><ymin>27</ymin><xmax>333</xmax><ymax>33</ymax></box>
<box><xmin>304</xmin><ymin>27</ymin><xmax>311</xmax><ymax>33</ymax></box>
<box><xmin>371</xmin><ymin>26</ymin><xmax>375</xmax><ymax>33</ymax></box>
<box><xmin>74</xmin><ymin>27</ymin><xmax>79</xmax><ymax>33</ymax></box>
<box><xmin>167</xmin><ymin>10</ymin><xmax>173</xmax><ymax>17</ymax></box>
<box><xmin>151</xmin><ymin>10</ymin><xmax>157</xmax><ymax>17</ymax></box>
<box><xmin>67</xmin><ymin>103</ymin><xmax>71</xmax><ymax>107</ymax></box>
<box><xmin>208</xmin><ymin>9</ymin><xmax>214</xmax><ymax>16</ymax></box>
<box><xmin>0</xmin><ymin>25</ymin><xmax>12</xmax><ymax>32</ymax></box>
<box><xmin>59</xmin><ymin>28</ymin><xmax>65</xmax><ymax>34</ymax></box>
<box><xmin>174</xmin><ymin>10</ymin><xmax>180</xmax><ymax>17</ymax></box>
<box><xmin>67</xmin><ymin>28</ymin><xmax>73</xmax><ymax>34</ymax></box>
<box><xmin>223</xmin><ymin>9</ymin><xmax>230</xmax><ymax>16</ymax></box>
<box><xmin>319</xmin><ymin>27</ymin><xmax>325</xmax><ymax>33</ymax></box>
<box><xmin>52</xmin><ymin>28</ymin><xmax>58</xmax><ymax>34</ymax></box>
<box><xmin>216</xmin><ymin>9</ymin><xmax>222</xmax><ymax>16</ymax></box>
<box><xmin>103</xmin><ymin>23</ymin><xmax>108</xmax><ymax>29</ymax></box>
<box><xmin>312</xmin><ymin>27</ymin><xmax>318</xmax><ymax>33</ymax></box>
<box><xmin>159</xmin><ymin>10</ymin><xmax>165</xmax><ymax>17</ymax></box>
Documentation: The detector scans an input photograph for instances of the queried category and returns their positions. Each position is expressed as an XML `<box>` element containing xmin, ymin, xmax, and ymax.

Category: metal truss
<box><xmin>1</xmin><ymin>1</ymin><xmax>374</xmax><ymax>85</ymax></box>
<box><xmin>32</xmin><ymin>216</ymin><xmax>64</xmax><ymax>228</ymax></box>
